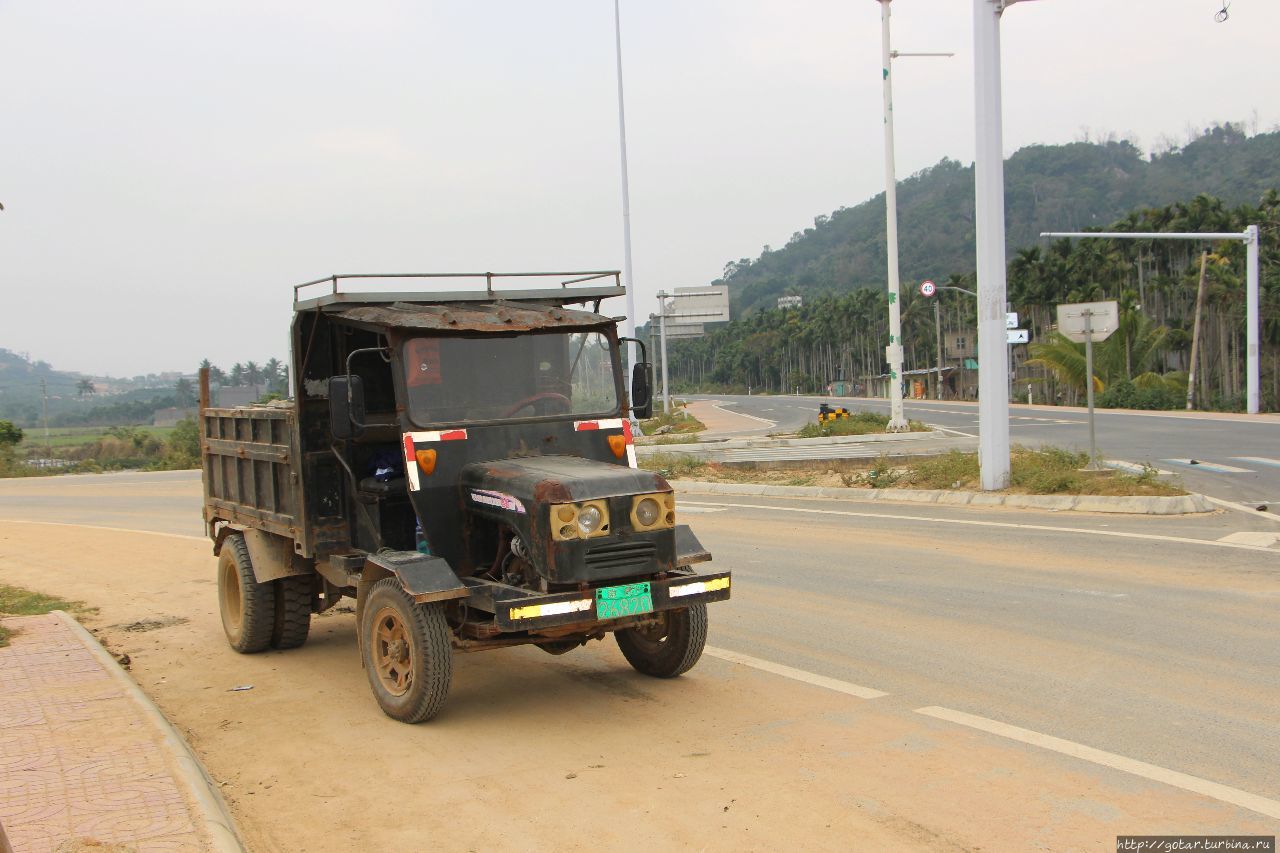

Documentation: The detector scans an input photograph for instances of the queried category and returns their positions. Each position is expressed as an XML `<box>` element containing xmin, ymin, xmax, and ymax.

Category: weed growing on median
<box><xmin>0</xmin><ymin>584</ymin><xmax>96</xmax><ymax>648</ymax></box>
<box><xmin>797</xmin><ymin>411</ymin><xmax>928</xmax><ymax>438</ymax></box>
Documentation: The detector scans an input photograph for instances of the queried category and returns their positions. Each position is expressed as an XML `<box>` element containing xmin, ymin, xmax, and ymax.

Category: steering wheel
<box><xmin>502</xmin><ymin>392</ymin><xmax>572</xmax><ymax>418</ymax></box>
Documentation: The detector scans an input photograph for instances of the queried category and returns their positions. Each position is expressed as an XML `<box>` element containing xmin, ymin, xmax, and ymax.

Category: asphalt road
<box><xmin>1</xmin><ymin>469</ymin><xmax>1278</xmax><ymax>845</ymax></box>
<box><xmin>689</xmin><ymin>393</ymin><xmax>1280</xmax><ymax>509</ymax></box>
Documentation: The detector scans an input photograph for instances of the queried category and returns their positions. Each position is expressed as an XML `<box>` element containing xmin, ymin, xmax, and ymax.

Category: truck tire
<box><xmin>271</xmin><ymin>574</ymin><xmax>313</xmax><ymax>650</ymax></box>
<box><xmin>615</xmin><ymin>604</ymin><xmax>707</xmax><ymax>678</ymax></box>
<box><xmin>360</xmin><ymin>578</ymin><xmax>453</xmax><ymax>723</ymax></box>
<box><xmin>218</xmin><ymin>533</ymin><xmax>276</xmax><ymax>654</ymax></box>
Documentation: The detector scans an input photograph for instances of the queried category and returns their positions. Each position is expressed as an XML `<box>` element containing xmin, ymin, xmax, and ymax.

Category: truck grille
<box><xmin>585</xmin><ymin>541</ymin><xmax>656</xmax><ymax>573</ymax></box>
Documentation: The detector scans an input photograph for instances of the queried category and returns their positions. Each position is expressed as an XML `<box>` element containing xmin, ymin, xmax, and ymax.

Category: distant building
<box><xmin>213</xmin><ymin>384</ymin><xmax>269</xmax><ymax>408</ymax></box>
<box><xmin>777</xmin><ymin>295</ymin><xmax>803</xmax><ymax>310</ymax></box>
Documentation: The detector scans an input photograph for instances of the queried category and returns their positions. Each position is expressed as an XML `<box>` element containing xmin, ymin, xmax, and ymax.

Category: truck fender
<box><xmin>354</xmin><ymin>551</ymin><xmax>468</xmax><ymax>661</ymax></box>
<box><xmin>675</xmin><ymin>524</ymin><xmax>712</xmax><ymax>568</ymax></box>
<box><xmin>221</xmin><ymin>528</ymin><xmax>311</xmax><ymax>584</ymax></box>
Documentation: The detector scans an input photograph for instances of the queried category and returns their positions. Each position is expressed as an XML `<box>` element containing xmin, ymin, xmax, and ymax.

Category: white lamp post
<box><xmin>613</xmin><ymin>0</ymin><xmax>638</xmax><ymax>359</ymax></box>
<box><xmin>874</xmin><ymin>0</ymin><xmax>952</xmax><ymax>432</ymax></box>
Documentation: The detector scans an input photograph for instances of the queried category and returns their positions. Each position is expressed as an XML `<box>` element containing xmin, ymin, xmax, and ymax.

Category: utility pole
<box><xmin>934</xmin><ymin>299</ymin><xmax>944</xmax><ymax>400</ymax></box>
<box><xmin>1186</xmin><ymin>252</ymin><xmax>1209</xmax><ymax>410</ymax></box>
<box><xmin>656</xmin><ymin>293</ymin><xmax>671</xmax><ymax>415</ymax></box>
<box><xmin>873</xmin><ymin>1</ymin><xmax>953</xmax><ymax>431</ymax></box>
<box><xmin>40</xmin><ymin>378</ymin><xmax>50</xmax><ymax>459</ymax></box>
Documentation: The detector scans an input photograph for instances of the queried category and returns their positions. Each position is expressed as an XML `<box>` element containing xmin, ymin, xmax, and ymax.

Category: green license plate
<box><xmin>595</xmin><ymin>582</ymin><xmax>653</xmax><ymax>619</ymax></box>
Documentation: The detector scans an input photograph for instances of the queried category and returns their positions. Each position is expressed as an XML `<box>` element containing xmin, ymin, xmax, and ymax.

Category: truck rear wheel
<box><xmin>271</xmin><ymin>575</ymin><xmax>313</xmax><ymax>650</ymax></box>
<box><xmin>360</xmin><ymin>578</ymin><xmax>453</xmax><ymax>723</ymax></box>
<box><xmin>615</xmin><ymin>604</ymin><xmax>707</xmax><ymax>678</ymax></box>
<box><xmin>218</xmin><ymin>533</ymin><xmax>276</xmax><ymax>654</ymax></box>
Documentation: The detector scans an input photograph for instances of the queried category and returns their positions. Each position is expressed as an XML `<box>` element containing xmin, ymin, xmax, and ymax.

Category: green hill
<box><xmin>720</xmin><ymin>124</ymin><xmax>1280</xmax><ymax>316</ymax></box>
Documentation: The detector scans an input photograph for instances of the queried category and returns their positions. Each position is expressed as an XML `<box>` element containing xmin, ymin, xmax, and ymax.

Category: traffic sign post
<box><xmin>1057</xmin><ymin>301</ymin><xmax>1118</xmax><ymax>471</ymax></box>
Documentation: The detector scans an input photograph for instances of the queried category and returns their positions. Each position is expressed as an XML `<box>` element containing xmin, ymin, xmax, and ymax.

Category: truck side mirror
<box><xmin>328</xmin><ymin>375</ymin><xmax>366</xmax><ymax>440</ymax></box>
<box><xmin>631</xmin><ymin>363</ymin><xmax>653</xmax><ymax>420</ymax></box>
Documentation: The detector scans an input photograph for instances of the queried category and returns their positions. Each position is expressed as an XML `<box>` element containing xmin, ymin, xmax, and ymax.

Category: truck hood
<box><xmin>458</xmin><ymin>455</ymin><xmax>670</xmax><ymax>506</ymax></box>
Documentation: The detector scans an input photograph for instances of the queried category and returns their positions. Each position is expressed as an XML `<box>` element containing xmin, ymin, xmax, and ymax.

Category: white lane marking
<box><xmin>1217</xmin><ymin>531</ymin><xmax>1280</xmax><ymax>547</ymax></box>
<box><xmin>709</xmin><ymin>402</ymin><xmax>776</xmax><ymax>427</ymax></box>
<box><xmin>1233</xmin><ymin>456</ymin><xmax>1280</xmax><ymax>469</ymax></box>
<box><xmin>677</xmin><ymin>505</ymin><xmax>728</xmax><ymax>514</ymax></box>
<box><xmin>915</xmin><ymin>706</ymin><xmax>1280</xmax><ymax>821</ymax></box>
<box><xmin>676</xmin><ymin>501</ymin><xmax>1280</xmax><ymax>554</ymax></box>
<box><xmin>0</xmin><ymin>518</ymin><xmax>206</xmax><ymax>542</ymax></box>
<box><xmin>1105</xmin><ymin>460</ymin><xmax>1174</xmax><ymax>476</ymax></box>
<box><xmin>1163</xmin><ymin>459</ymin><xmax>1255</xmax><ymax>474</ymax></box>
<box><xmin>705</xmin><ymin>646</ymin><xmax>888</xmax><ymax>699</ymax></box>
<box><xmin>1200</xmin><ymin>495</ymin><xmax>1280</xmax><ymax>524</ymax></box>
<box><xmin>927</xmin><ymin>425</ymin><xmax>978</xmax><ymax>438</ymax></box>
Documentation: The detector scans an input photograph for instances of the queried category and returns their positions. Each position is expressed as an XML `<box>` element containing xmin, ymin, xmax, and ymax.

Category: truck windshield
<box><xmin>403</xmin><ymin>331</ymin><xmax>620</xmax><ymax>426</ymax></box>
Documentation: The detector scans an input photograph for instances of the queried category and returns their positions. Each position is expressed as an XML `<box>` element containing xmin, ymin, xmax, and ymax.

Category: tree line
<box><xmin>660</xmin><ymin>190</ymin><xmax>1279</xmax><ymax>412</ymax></box>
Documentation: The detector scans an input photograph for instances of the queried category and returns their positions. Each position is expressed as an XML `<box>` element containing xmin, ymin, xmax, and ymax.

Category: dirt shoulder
<box><xmin>1</xmin><ymin>521</ymin><xmax>1266</xmax><ymax>849</ymax></box>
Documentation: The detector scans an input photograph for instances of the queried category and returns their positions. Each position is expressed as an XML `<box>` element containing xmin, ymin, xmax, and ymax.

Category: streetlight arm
<box><xmin>937</xmin><ymin>285</ymin><xmax>977</xmax><ymax>297</ymax></box>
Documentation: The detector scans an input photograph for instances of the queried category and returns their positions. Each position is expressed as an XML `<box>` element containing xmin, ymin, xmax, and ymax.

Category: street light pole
<box><xmin>874</xmin><ymin>2</ymin><xmax>952</xmax><ymax>430</ymax></box>
<box><xmin>612</xmin><ymin>0</ymin><xmax>638</xmax><ymax>362</ymax></box>
<box><xmin>973</xmin><ymin>0</ymin><xmax>1014</xmax><ymax>489</ymax></box>
<box><xmin>1042</xmin><ymin>228</ymin><xmax>1262</xmax><ymax>415</ymax></box>
<box><xmin>876</xmin><ymin>0</ymin><xmax>907</xmax><ymax>431</ymax></box>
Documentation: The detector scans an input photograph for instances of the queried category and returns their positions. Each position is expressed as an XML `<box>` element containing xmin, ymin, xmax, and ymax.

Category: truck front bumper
<box><xmin>493</xmin><ymin>569</ymin><xmax>731</xmax><ymax>632</ymax></box>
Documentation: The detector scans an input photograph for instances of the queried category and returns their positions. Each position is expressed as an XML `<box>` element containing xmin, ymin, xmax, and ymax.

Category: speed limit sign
<box><xmin>920</xmin><ymin>280</ymin><xmax>936</xmax><ymax>297</ymax></box>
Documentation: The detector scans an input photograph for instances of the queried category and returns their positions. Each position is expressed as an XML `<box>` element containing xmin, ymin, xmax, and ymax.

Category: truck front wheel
<box><xmin>360</xmin><ymin>578</ymin><xmax>453</xmax><ymax>723</ymax></box>
<box><xmin>218</xmin><ymin>533</ymin><xmax>276</xmax><ymax>654</ymax></box>
<box><xmin>615</xmin><ymin>604</ymin><xmax>708</xmax><ymax>678</ymax></box>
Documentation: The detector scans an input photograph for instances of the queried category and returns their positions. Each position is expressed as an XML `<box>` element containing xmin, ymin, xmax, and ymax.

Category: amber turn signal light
<box><xmin>415</xmin><ymin>448</ymin><xmax>437</xmax><ymax>475</ymax></box>
<box><xmin>607</xmin><ymin>434</ymin><xmax>627</xmax><ymax>459</ymax></box>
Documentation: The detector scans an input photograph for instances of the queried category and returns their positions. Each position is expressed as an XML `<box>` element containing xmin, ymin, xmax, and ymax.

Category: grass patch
<box><xmin>797</xmin><ymin>411</ymin><xmax>928</xmax><ymax>438</ymax></box>
<box><xmin>0</xmin><ymin>583</ymin><xmax>96</xmax><ymax>646</ymax></box>
<box><xmin>640</xmin><ymin>452</ymin><xmax>711</xmax><ymax>480</ymax></box>
<box><xmin>652</xmin><ymin>434</ymin><xmax>701</xmax><ymax>445</ymax></box>
<box><xmin>639</xmin><ymin>445</ymin><xmax>1185</xmax><ymax>497</ymax></box>
<box><xmin>901</xmin><ymin>447</ymin><xmax>1182</xmax><ymax>495</ymax></box>
<box><xmin>639</xmin><ymin>401</ymin><xmax>706</xmax><ymax>436</ymax></box>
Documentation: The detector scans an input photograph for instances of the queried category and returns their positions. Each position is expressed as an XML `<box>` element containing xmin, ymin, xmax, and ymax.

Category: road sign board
<box><xmin>1056</xmin><ymin>301</ymin><xmax>1119</xmax><ymax>342</ymax></box>
<box><xmin>1007</xmin><ymin>329</ymin><xmax>1029</xmax><ymax>344</ymax></box>
<box><xmin>920</xmin><ymin>280</ymin><xmax>936</xmax><ymax>297</ymax></box>
<box><xmin>1006</xmin><ymin>311</ymin><xmax>1018</xmax><ymax>329</ymax></box>
<box><xmin>667</xmin><ymin>285</ymin><xmax>730</xmax><ymax>323</ymax></box>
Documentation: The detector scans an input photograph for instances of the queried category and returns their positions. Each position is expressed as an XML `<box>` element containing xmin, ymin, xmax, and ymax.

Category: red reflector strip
<box><xmin>402</xmin><ymin>434</ymin><xmax>416</xmax><ymax>466</ymax></box>
<box><xmin>406</xmin><ymin>429</ymin><xmax>469</xmax><ymax>444</ymax></box>
<box><xmin>575</xmin><ymin>418</ymin><xmax>624</xmax><ymax>431</ymax></box>
<box><xmin>622</xmin><ymin>420</ymin><xmax>633</xmax><ymax>443</ymax></box>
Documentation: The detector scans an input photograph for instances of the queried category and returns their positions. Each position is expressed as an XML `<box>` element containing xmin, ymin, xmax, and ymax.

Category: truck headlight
<box><xmin>577</xmin><ymin>505</ymin><xmax>604</xmax><ymax>535</ymax></box>
<box><xmin>630</xmin><ymin>493</ymin><xmax>675</xmax><ymax>531</ymax></box>
<box><xmin>550</xmin><ymin>500</ymin><xmax>611</xmax><ymax>540</ymax></box>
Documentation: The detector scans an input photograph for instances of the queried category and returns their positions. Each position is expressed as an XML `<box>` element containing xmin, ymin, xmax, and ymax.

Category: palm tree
<box><xmin>76</xmin><ymin>379</ymin><xmax>96</xmax><ymax>397</ymax></box>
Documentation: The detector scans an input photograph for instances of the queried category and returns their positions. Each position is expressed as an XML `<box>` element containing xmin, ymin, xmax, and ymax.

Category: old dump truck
<box><xmin>199</xmin><ymin>272</ymin><xmax>730</xmax><ymax>722</ymax></box>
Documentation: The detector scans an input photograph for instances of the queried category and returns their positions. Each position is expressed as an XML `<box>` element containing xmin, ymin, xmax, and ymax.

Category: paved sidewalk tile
<box><xmin>0</xmin><ymin>614</ymin><xmax>207</xmax><ymax>852</ymax></box>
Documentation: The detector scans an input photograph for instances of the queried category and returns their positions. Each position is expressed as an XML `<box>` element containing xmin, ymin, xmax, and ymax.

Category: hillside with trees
<box><xmin>662</xmin><ymin>125</ymin><xmax>1280</xmax><ymax>412</ymax></box>
<box><xmin>716</xmin><ymin>124</ymin><xmax>1279</xmax><ymax>317</ymax></box>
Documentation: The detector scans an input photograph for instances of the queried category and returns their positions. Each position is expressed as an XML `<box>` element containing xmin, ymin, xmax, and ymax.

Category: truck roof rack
<box><xmin>293</xmin><ymin>271</ymin><xmax>624</xmax><ymax>310</ymax></box>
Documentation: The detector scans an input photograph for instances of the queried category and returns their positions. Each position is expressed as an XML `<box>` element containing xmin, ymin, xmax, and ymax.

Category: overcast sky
<box><xmin>1</xmin><ymin>0</ymin><xmax>1276</xmax><ymax>378</ymax></box>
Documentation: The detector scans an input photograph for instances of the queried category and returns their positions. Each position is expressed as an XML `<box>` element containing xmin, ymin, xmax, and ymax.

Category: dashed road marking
<box><xmin>1217</xmin><ymin>531</ymin><xmax>1280</xmax><ymax>547</ymax></box>
<box><xmin>1163</xmin><ymin>459</ymin><xmax>1256</xmax><ymax>474</ymax></box>
<box><xmin>915</xmin><ymin>706</ymin><xmax>1280</xmax><ymax>821</ymax></box>
<box><xmin>705</xmin><ymin>646</ymin><xmax>888</xmax><ymax>699</ymax></box>
<box><xmin>1233</xmin><ymin>456</ymin><xmax>1280</xmax><ymax>469</ymax></box>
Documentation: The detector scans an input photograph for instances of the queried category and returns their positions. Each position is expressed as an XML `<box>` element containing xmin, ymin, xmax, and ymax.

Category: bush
<box><xmin>1097</xmin><ymin>379</ymin><xmax>1181</xmax><ymax>410</ymax></box>
<box><xmin>798</xmin><ymin>411</ymin><xmax>928</xmax><ymax>438</ymax></box>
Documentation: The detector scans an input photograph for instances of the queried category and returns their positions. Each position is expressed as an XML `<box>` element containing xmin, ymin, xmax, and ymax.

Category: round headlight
<box><xmin>635</xmin><ymin>497</ymin><xmax>660</xmax><ymax>527</ymax></box>
<box><xmin>577</xmin><ymin>505</ymin><xmax>603</xmax><ymax>535</ymax></box>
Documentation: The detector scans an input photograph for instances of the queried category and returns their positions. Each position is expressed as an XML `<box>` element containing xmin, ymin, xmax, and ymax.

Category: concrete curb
<box><xmin>53</xmin><ymin>611</ymin><xmax>246</xmax><ymax>853</ymax></box>
<box><xmin>669</xmin><ymin>480</ymin><xmax>1216</xmax><ymax>515</ymax></box>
